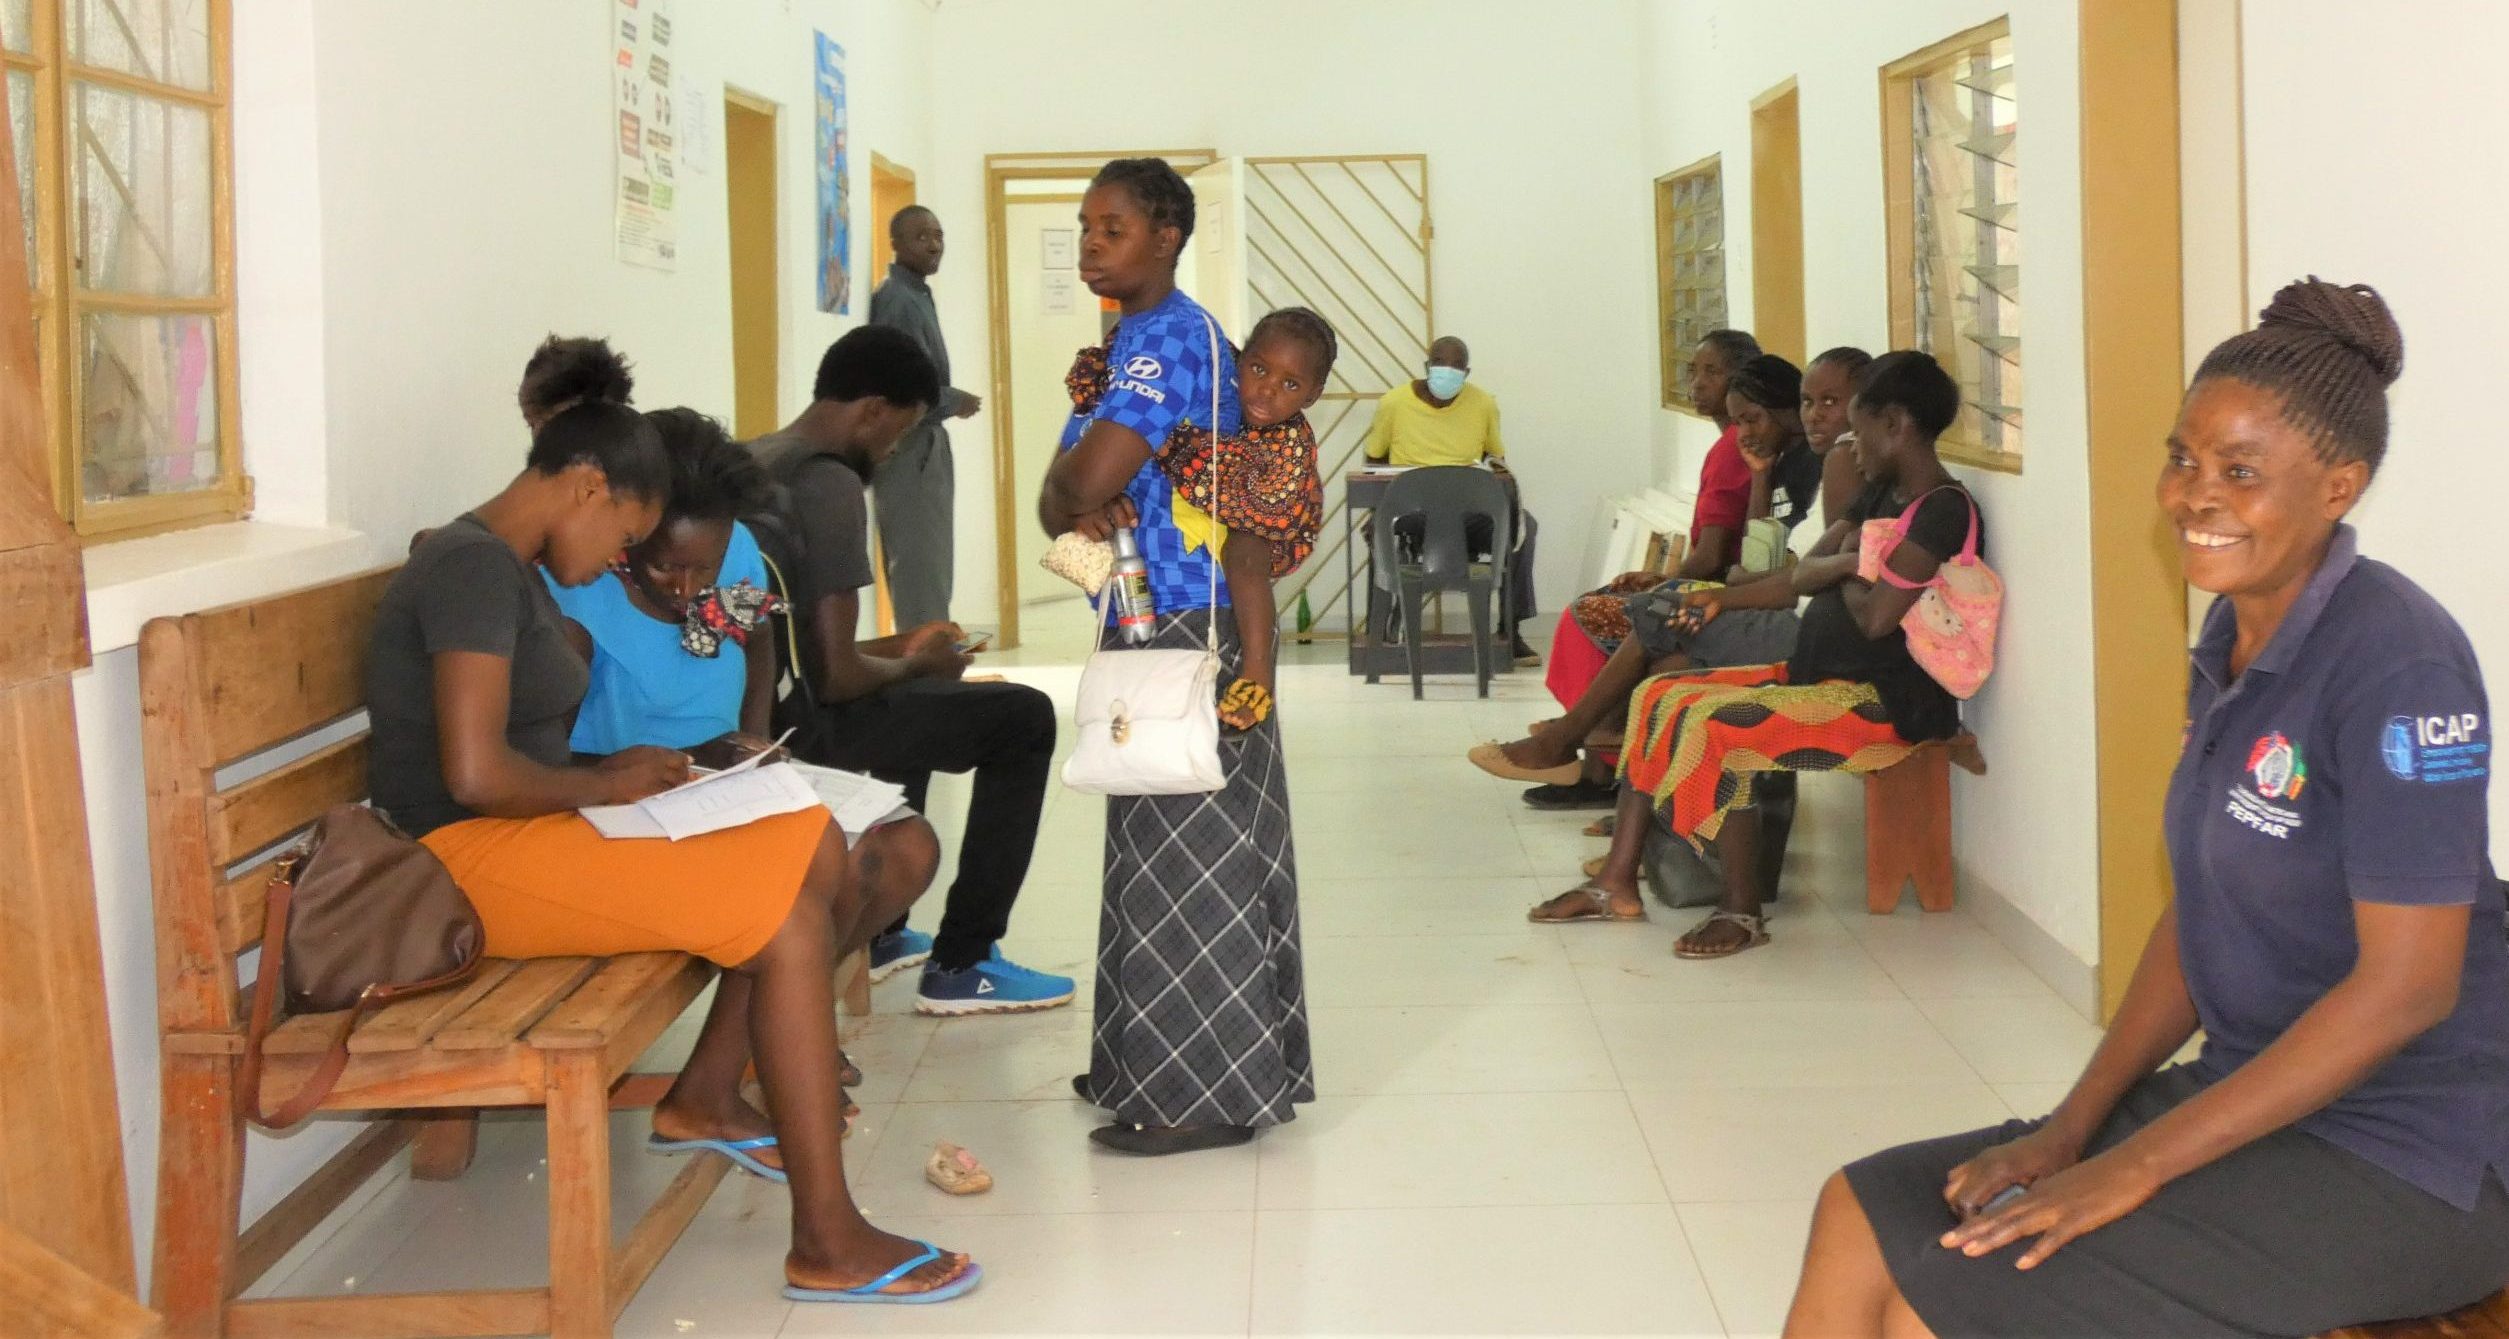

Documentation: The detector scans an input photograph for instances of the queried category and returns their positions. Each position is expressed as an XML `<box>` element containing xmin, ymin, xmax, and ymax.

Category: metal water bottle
<box><xmin>1110</xmin><ymin>526</ymin><xmax>1157</xmax><ymax>645</ymax></box>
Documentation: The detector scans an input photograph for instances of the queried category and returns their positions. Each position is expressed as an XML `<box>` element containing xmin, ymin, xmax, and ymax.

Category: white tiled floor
<box><xmin>247</xmin><ymin>638</ymin><xmax>2099</xmax><ymax>1337</ymax></box>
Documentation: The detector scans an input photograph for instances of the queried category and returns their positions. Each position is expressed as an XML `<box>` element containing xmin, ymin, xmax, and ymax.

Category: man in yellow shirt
<box><xmin>1364</xmin><ymin>336</ymin><xmax>1540</xmax><ymax>663</ymax></box>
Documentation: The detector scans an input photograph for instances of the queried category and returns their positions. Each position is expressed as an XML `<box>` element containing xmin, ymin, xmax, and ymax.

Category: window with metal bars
<box><xmin>1886</xmin><ymin>18</ymin><xmax>2020</xmax><ymax>472</ymax></box>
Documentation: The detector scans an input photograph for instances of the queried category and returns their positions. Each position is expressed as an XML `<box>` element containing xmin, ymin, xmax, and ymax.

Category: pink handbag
<box><xmin>1857</xmin><ymin>487</ymin><xmax>2001</xmax><ymax>699</ymax></box>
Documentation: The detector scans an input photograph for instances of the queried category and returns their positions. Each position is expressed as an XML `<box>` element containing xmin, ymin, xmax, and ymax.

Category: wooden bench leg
<box><xmin>154</xmin><ymin>1055</ymin><xmax>245</xmax><ymax>1338</ymax></box>
<box><xmin>546</xmin><ymin>1054</ymin><xmax>614</xmax><ymax>1339</ymax></box>
<box><xmin>838</xmin><ymin>947</ymin><xmax>872</xmax><ymax>1017</ymax></box>
<box><xmin>408</xmin><ymin>1108</ymin><xmax>480</xmax><ymax>1181</ymax></box>
<box><xmin>1865</xmin><ymin>747</ymin><xmax>1956</xmax><ymax>915</ymax></box>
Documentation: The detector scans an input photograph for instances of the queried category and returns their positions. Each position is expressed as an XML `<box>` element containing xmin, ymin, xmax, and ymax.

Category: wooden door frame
<box><xmin>982</xmin><ymin>149</ymin><xmax>1216</xmax><ymax>651</ymax></box>
<box><xmin>2082</xmin><ymin>0</ymin><xmax>2190</xmax><ymax>1018</ymax></box>
<box><xmin>1749</xmin><ymin>78</ymin><xmax>1806</xmax><ymax>364</ymax></box>
<box><xmin>0</xmin><ymin>65</ymin><xmax>148</xmax><ymax>1320</ymax></box>
<box><xmin>869</xmin><ymin>153</ymin><xmax>916</xmax><ymax>282</ymax></box>
<box><xmin>722</xmin><ymin>88</ymin><xmax>782</xmax><ymax>445</ymax></box>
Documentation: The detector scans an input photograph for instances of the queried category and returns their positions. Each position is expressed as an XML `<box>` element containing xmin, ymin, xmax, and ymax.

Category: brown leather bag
<box><xmin>238</xmin><ymin>804</ymin><xmax>485</xmax><ymax>1129</ymax></box>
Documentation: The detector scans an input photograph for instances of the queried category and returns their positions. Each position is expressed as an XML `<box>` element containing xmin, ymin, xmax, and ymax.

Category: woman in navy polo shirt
<box><xmin>1787</xmin><ymin>280</ymin><xmax>2508</xmax><ymax>1337</ymax></box>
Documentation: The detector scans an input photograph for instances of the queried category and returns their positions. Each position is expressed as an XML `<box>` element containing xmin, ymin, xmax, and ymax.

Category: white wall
<box><xmin>312</xmin><ymin>0</ymin><xmax>937</xmax><ymax>550</ymax></box>
<box><xmin>74</xmin><ymin>0</ymin><xmax>942</xmax><ymax>1285</ymax></box>
<box><xmin>921</xmin><ymin>0</ymin><xmax>1661</xmax><ymax>631</ymax></box>
<box><xmin>1634</xmin><ymin>1</ymin><xmax>2103</xmax><ymax>980</ymax></box>
<box><xmin>2242</xmin><ymin>0</ymin><xmax>2509</xmax><ymax>855</ymax></box>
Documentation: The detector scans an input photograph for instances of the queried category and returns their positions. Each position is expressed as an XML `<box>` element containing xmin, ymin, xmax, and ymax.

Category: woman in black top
<box><xmin>1528</xmin><ymin>352</ymin><xmax>1981</xmax><ymax>958</ymax></box>
<box><xmin>1732</xmin><ymin>353</ymin><xmax>1827</xmax><ymax>544</ymax></box>
<box><xmin>367</xmin><ymin>402</ymin><xmax>977</xmax><ymax>1304</ymax></box>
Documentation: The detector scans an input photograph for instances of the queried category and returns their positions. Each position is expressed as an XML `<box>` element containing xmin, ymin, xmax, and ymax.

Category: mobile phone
<box><xmin>1983</xmin><ymin>1184</ymin><xmax>2028</xmax><ymax>1212</ymax></box>
<box><xmin>955</xmin><ymin>629</ymin><xmax>995</xmax><ymax>654</ymax></box>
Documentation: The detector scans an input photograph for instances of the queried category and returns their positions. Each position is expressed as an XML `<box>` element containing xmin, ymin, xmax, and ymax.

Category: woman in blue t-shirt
<box><xmin>546</xmin><ymin>407</ymin><xmax>780</xmax><ymax>753</ymax></box>
<box><xmin>1039</xmin><ymin>158</ymin><xmax>1313</xmax><ymax>1157</ymax></box>
<box><xmin>546</xmin><ymin>407</ymin><xmax>941</xmax><ymax>1159</ymax></box>
<box><xmin>1790</xmin><ymin>281</ymin><xmax>2509</xmax><ymax>1337</ymax></box>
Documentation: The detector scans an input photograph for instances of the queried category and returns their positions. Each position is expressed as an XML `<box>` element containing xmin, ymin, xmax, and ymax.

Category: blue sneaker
<box><xmin>868</xmin><ymin>928</ymin><xmax>933</xmax><ymax>984</ymax></box>
<box><xmin>914</xmin><ymin>947</ymin><xmax>1076</xmax><ymax>1016</ymax></box>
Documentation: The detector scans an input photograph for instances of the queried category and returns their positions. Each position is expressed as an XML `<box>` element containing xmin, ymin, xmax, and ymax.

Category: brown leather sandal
<box><xmin>1673</xmin><ymin>910</ymin><xmax>1770</xmax><ymax>959</ymax></box>
<box><xmin>1528</xmin><ymin>883</ymin><xmax>1647</xmax><ymax>924</ymax></box>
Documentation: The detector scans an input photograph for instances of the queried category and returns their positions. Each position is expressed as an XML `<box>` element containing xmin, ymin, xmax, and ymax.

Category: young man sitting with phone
<box><xmin>747</xmin><ymin>327</ymin><xmax>1072</xmax><ymax>1015</ymax></box>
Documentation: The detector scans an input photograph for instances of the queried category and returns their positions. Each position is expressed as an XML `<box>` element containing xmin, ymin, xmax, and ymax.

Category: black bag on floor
<box><xmin>1642</xmin><ymin>773</ymin><xmax>1797</xmax><ymax>909</ymax></box>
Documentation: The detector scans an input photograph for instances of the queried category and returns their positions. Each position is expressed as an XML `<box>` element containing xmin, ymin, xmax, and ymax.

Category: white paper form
<box><xmin>648</xmin><ymin>763</ymin><xmax>823</xmax><ymax>840</ymax></box>
<box><xmin>787</xmin><ymin>761</ymin><xmax>914</xmax><ymax>834</ymax></box>
<box><xmin>578</xmin><ymin>731</ymin><xmax>814</xmax><ymax>841</ymax></box>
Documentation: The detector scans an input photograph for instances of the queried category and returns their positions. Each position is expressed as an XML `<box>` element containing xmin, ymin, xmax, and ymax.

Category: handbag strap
<box><xmin>1871</xmin><ymin>486</ymin><xmax>1978</xmax><ymax>591</ymax></box>
<box><xmin>238</xmin><ymin>858</ymin><xmax>363</xmax><ymax>1130</ymax></box>
<box><xmin>1197</xmin><ymin>308</ymin><xmax>1224</xmax><ymax>654</ymax></box>
<box><xmin>1087</xmin><ymin>308</ymin><xmax>1228</xmax><ymax>658</ymax></box>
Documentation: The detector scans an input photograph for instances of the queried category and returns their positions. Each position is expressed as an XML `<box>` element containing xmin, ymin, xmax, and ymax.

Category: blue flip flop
<box><xmin>645</xmin><ymin>1133</ymin><xmax>786</xmax><ymax>1184</ymax></box>
<box><xmin>782</xmin><ymin>1241</ymin><xmax>982</xmax><ymax>1305</ymax></box>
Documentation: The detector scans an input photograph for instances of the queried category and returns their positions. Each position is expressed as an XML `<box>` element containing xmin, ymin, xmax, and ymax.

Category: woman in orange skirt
<box><xmin>367</xmin><ymin>399</ymin><xmax>977</xmax><ymax>1305</ymax></box>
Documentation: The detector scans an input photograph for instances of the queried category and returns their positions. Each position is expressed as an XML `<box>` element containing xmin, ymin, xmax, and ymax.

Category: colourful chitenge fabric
<box><xmin>1622</xmin><ymin>663</ymin><xmax>1914</xmax><ymax>849</ymax></box>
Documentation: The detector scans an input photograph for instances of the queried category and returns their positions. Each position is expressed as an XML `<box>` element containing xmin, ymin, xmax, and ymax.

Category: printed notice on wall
<box><xmin>1042</xmin><ymin>270</ymin><xmax>1079</xmax><ymax>315</ymax></box>
<box><xmin>612</xmin><ymin>0</ymin><xmax>679</xmax><ymax>270</ymax></box>
<box><xmin>1041</xmin><ymin>228</ymin><xmax>1076</xmax><ymax>270</ymax></box>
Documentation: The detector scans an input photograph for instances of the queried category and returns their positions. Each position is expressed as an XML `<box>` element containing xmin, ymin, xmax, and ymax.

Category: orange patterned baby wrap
<box><xmin>1067</xmin><ymin>338</ymin><xmax>1324</xmax><ymax>577</ymax></box>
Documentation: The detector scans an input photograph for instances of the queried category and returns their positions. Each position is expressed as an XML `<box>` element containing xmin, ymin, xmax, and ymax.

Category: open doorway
<box><xmin>981</xmin><ymin>150</ymin><xmax>1216</xmax><ymax>651</ymax></box>
<box><xmin>999</xmin><ymin>182</ymin><xmax>1097</xmax><ymax>651</ymax></box>
<box><xmin>864</xmin><ymin>153</ymin><xmax>918</xmax><ymax>637</ymax></box>
<box><xmin>723</xmin><ymin>90</ymin><xmax>780</xmax><ymax>442</ymax></box>
<box><xmin>870</xmin><ymin>153</ymin><xmax>916</xmax><ymax>276</ymax></box>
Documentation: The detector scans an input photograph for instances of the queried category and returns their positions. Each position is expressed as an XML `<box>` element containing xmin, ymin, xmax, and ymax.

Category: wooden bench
<box><xmin>2326</xmin><ymin>1295</ymin><xmax>2509</xmax><ymax>1339</ymax></box>
<box><xmin>1863</xmin><ymin>732</ymin><xmax>1987</xmax><ymax>915</ymax></box>
<box><xmin>142</xmin><ymin>568</ymin><xmax>732</xmax><ymax>1339</ymax></box>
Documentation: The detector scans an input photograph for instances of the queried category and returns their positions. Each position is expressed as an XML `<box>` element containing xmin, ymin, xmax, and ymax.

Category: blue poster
<box><xmin>814</xmin><ymin>32</ymin><xmax>850</xmax><ymax>314</ymax></box>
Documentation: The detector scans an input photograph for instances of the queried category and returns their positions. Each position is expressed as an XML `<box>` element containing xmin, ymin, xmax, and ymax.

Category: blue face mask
<box><xmin>1424</xmin><ymin>366</ymin><xmax>1468</xmax><ymax>400</ymax></box>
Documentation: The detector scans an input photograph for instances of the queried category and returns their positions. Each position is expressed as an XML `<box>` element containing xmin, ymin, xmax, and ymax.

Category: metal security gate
<box><xmin>1239</xmin><ymin>155</ymin><xmax>1431</xmax><ymax>631</ymax></box>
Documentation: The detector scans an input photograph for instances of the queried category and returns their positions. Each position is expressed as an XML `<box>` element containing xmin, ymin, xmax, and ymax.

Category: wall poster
<box><xmin>612</xmin><ymin>0</ymin><xmax>679</xmax><ymax>270</ymax></box>
<box><xmin>814</xmin><ymin>32</ymin><xmax>851</xmax><ymax>313</ymax></box>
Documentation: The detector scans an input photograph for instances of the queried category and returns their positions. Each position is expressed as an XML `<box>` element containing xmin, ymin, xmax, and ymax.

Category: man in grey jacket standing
<box><xmin>867</xmin><ymin>205</ymin><xmax>981</xmax><ymax>627</ymax></box>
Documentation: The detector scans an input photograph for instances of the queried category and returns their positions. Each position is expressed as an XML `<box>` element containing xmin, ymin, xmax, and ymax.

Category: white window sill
<box><xmin>83</xmin><ymin>520</ymin><xmax>376</xmax><ymax>655</ymax></box>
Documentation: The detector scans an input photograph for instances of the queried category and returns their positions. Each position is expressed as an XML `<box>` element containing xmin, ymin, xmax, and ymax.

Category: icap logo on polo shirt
<box><xmin>1124</xmin><ymin>355</ymin><xmax>1164</xmax><ymax>380</ymax></box>
<box><xmin>2247</xmin><ymin>732</ymin><xmax>2307</xmax><ymax>800</ymax></box>
<box><xmin>2382</xmin><ymin>713</ymin><xmax>2490</xmax><ymax>784</ymax></box>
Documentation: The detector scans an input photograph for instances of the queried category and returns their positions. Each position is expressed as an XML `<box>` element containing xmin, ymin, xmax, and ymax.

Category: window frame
<box><xmin>1654</xmin><ymin>151</ymin><xmax>1728</xmax><ymax>415</ymax></box>
<box><xmin>1881</xmin><ymin>15</ymin><xmax>2022</xmax><ymax>474</ymax></box>
<box><xmin>4</xmin><ymin>0</ymin><xmax>248</xmax><ymax>540</ymax></box>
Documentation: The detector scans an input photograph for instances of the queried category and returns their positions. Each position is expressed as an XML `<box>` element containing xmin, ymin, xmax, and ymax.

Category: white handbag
<box><xmin>1060</xmin><ymin>309</ymin><xmax>1230</xmax><ymax>797</ymax></box>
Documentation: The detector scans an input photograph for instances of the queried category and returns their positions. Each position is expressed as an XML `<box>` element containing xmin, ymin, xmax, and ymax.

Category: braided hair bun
<box><xmin>2194</xmin><ymin>277</ymin><xmax>2402</xmax><ymax>472</ymax></box>
<box><xmin>2258</xmin><ymin>278</ymin><xmax>2404</xmax><ymax>384</ymax></box>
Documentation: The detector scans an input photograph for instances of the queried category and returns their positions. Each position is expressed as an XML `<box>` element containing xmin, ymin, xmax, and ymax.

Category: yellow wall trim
<box><xmin>2080</xmin><ymin>0</ymin><xmax>2192</xmax><ymax>1017</ymax></box>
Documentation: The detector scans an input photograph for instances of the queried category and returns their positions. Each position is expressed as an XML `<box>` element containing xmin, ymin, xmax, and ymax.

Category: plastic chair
<box><xmin>1368</xmin><ymin>465</ymin><xmax>1513</xmax><ymax>699</ymax></box>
